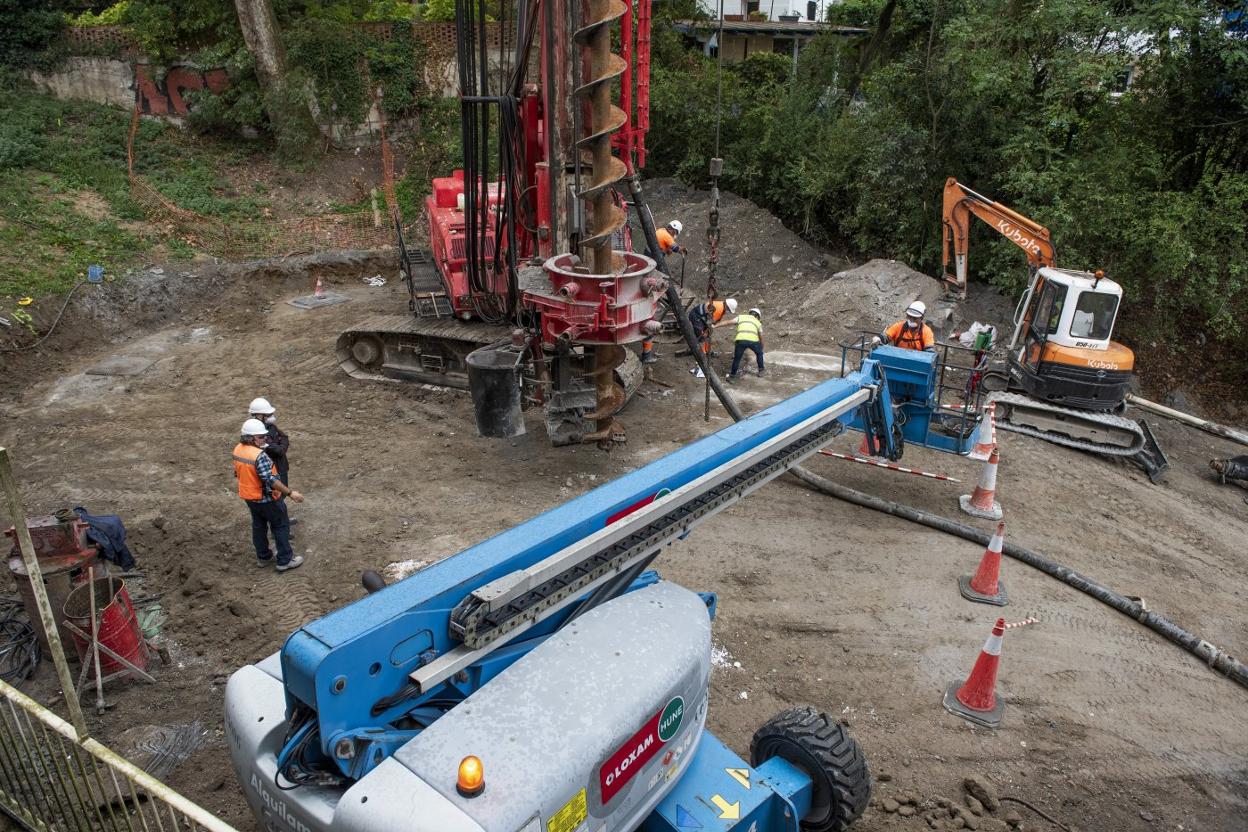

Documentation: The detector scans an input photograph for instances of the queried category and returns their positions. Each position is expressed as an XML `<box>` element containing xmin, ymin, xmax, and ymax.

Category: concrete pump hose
<box><xmin>628</xmin><ymin>175</ymin><xmax>1247</xmax><ymax>691</ymax></box>
<box><xmin>786</xmin><ymin>466</ymin><xmax>1248</xmax><ymax>691</ymax></box>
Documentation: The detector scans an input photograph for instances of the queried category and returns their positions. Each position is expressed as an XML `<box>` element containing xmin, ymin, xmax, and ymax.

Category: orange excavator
<box><xmin>941</xmin><ymin>178</ymin><xmax>1164</xmax><ymax>471</ymax></box>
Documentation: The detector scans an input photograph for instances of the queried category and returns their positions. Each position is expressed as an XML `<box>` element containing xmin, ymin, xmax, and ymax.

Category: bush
<box><xmin>70</xmin><ymin>2</ymin><xmax>131</xmax><ymax>27</ymax></box>
<box><xmin>0</xmin><ymin>123</ymin><xmax>43</xmax><ymax>170</ymax></box>
<box><xmin>0</xmin><ymin>0</ymin><xmax>66</xmax><ymax>67</ymax></box>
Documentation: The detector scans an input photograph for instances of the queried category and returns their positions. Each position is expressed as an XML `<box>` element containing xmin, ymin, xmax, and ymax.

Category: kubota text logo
<box><xmin>996</xmin><ymin>220</ymin><xmax>1042</xmax><ymax>257</ymax></box>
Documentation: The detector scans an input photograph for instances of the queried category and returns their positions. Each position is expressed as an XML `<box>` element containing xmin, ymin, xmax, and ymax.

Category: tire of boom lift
<box><xmin>750</xmin><ymin>706</ymin><xmax>871</xmax><ymax>832</ymax></box>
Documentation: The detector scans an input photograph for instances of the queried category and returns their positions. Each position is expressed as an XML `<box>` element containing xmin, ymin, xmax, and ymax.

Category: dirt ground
<box><xmin>1</xmin><ymin>184</ymin><xmax>1246</xmax><ymax>832</ymax></box>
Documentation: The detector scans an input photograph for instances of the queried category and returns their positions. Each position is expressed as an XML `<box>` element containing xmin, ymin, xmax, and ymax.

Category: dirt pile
<box><xmin>800</xmin><ymin>258</ymin><xmax>948</xmax><ymax>337</ymax></box>
<box><xmin>639</xmin><ymin>178</ymin><xmax>848</xmax><ymax>296</ymax></box>
<box><xmin>640</xmin><ymin>180</ymin><xmax>953</xmax><ymax>349</ymax></box>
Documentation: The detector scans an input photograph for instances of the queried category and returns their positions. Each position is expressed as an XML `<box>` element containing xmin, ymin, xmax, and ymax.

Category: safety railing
<box><xmin>839</xmin><ymin>331</ymin><xmax>991</xmax><ymax>447</ymax></box>
<box><xmin>0</xmin><ymin>676</ymin><xmax>239</xmax><ymax>832</ymax></box>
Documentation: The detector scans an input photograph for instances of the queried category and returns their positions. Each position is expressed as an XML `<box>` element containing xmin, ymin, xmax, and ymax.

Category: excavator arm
<box><xmin>941</xmin><ymin>177</ymin><xmax>1056</xmax><ymax>299</ymax></box>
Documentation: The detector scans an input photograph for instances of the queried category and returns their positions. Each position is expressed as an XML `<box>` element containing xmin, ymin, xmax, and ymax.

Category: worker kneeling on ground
<box><xmin>233</xmin><ymin>419</ymin><xmax>304</xmax><ymax>572</ymax></box>
<box><xmin>717</xmin><ymin>306</ymin><xmax>765</xmax><ymax>381</ymax></box>
<box><xmin>689</xmin><ymin>296</ymin><xmax>737</xmax><ymax>360</ymax></box>
<box><xmin>875</xmin><ymin>301</ymin><xmax>935</xmax><ymax>351</ymax></box>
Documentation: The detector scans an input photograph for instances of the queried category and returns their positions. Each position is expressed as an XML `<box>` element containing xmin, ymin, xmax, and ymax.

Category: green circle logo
<box><xmin>658</xmin><ymin>696</ymin><xmax>685</xmax><ymax>742</ymax></box>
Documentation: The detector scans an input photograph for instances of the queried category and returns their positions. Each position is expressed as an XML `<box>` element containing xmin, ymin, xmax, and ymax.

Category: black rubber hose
<box><xmin>624</xmin><ymin>174</ymin><xmax>1247</xmax><ymax>690</ymax></box>
<box><xmin>0</xmin><ymin>281</ymin><xmax>87</xmax><ymax>353</ymax></box>
<box><xmin>788</xmin><ymin>466</ymin><xmax>1248</xmax><ymax>690</ymax></box>
<box><xmin>626</xmin><ymin>172</ymin><xmax>744</xmax><ymax>417</ymax></box>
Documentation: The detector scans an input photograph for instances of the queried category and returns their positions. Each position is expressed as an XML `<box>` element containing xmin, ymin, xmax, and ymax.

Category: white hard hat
<box><xmin>249</xmin><ymin>397</ymin><xmax>275</xmax><ymax>415</ymax></box>
<box><xmin>905</xmin><ymin>301</ymin><xmax>927</xmax><ymax>319</ymax></box>
<box><xmin>668</xmin><ymin>220</ymin><xmax>683</xmax><ymax>235</ymax></box>
<box><xmin>241</xmin><ymin>418</ymin><xmax>269</xmax><ymax>437</ymax></box>
<box><xmin>749</xmin><ymin>307</ymin><xmax>762</xmax><ymax>318</ymax></box>
<box><xmin>725</xmin><ymin>298</ymin><xmax>738</xmax><ymax>314</ymax></box>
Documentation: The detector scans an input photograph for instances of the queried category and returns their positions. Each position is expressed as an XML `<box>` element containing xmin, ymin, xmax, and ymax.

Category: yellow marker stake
<box><xmin>711</xmin><ymin>794</ymin><xmax>740</xmax><ymax>820</ymax></box>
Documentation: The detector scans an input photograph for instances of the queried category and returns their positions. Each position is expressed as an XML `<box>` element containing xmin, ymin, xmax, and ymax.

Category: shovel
<box><xmin>87</xmin><ymin>566</ymin><xmax>109</xmax><ymax>715</ymax></box>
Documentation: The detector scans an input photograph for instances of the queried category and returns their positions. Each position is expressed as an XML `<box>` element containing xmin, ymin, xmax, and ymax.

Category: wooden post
<box><xmin>371</xmin><ymin>188</ymin><xmax>381</xmax><ymax>228</ymax></box>
<box><xmin>0</xmin><ymin>448</ymin><xmax>89</xmax><ymax>738</ymax></box>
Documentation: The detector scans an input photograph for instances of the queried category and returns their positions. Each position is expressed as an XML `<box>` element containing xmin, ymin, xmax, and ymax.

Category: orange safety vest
<box><xmin>885</xmin><ymin>320</ymin><xmax>934</xmax><ymax>351</ymax></box>
<box><xmin>232</xmin><ymin>443</ymin><xmax>278</xmax><ymax>501</ymax></box>
<box><xmin>656</xmin><ymin>228</ymin><xmax>676</xmax><ymax>253</ymax></box>
<box><xmin>708</xmin><ymin>300</ymin><xmax>727</xmax><ymax>323</ymax></box>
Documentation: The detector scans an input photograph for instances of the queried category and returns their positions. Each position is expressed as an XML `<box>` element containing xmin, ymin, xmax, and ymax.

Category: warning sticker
<box><xmin>547</xmin><ymin>788</ymin><xmax>588</xmax><ymax>832</ymax></box>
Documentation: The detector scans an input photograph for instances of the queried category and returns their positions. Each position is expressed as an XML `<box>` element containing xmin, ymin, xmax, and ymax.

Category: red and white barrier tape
<box><xmin>818</xmin><ymin>450</ymin><xmax>962</xmax><ymax>483</ymax></box>
<box><xmin>1003</xmin><ymin>617</ymin><xmax>1038</xmax><ymax>630</ymax></box>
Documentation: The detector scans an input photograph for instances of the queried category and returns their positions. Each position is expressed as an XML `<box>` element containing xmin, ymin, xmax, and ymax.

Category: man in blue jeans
<box><xmin>716</xmin><ymin>307</ymin><xmax>766</xmax><ymax>381</ymax></box>
<box><xmin>232</xmin><ymin>419</ymin><xmax>305</xmax><ymax>572</ymax></box>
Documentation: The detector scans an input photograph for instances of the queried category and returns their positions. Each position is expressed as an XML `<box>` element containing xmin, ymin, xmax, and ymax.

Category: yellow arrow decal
<box><xmin>710</xmin><ymin>794</ymin><xmax>740</xmax><ymax>820</ymax></box>
<box><xmin>725</xmin><ymin>768</ymin><xmax>751</xmax><ymax>790</ymax></box>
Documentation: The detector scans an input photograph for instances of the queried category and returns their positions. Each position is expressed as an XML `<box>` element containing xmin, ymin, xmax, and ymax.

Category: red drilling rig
<box><xmin>336</xmin><ymin>0</ymin><xmax>663</xmax><ymax>446</ymax></box>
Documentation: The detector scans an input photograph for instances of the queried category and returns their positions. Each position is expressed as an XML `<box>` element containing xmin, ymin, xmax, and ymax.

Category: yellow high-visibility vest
<box><xmin>735</xmin><ymin>313</ymin><xmax>761</xmax><ymax>343</ymax></box>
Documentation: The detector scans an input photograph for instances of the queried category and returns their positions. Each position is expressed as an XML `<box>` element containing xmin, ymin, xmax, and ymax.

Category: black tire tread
<box><xmin>750</xmin><ymin>706</ymin><xmax>871</xmax><ymax>832</ymax></box>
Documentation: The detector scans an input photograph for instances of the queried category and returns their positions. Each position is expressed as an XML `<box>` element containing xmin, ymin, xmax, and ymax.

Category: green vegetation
<box><xmin>0</xmin><ymin>78</ymin><xmax>266</xmax><ymax>297</ymax></box>
<box><xmin>650</xmin><ymin>1</ymin><xmax>1248</xmax><ymax>373</ymax></box>
<box><xmin>120</xmin><ymin>2</ymin><xmax>436</xmax><ymax>160</ymax></box>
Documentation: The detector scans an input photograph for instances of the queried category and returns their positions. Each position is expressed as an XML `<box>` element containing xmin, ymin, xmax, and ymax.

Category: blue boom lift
<box><xmin>226</xmin><ymin>349</ymin><xmax>989</xmax><ymax>832</ymax></box>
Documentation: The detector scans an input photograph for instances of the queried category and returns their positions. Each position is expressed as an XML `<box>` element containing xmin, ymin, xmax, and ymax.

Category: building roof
<box><xmin>673</xmin><ymin>19</ymin><xmax>868</xmax><ymax>38</ymax></box>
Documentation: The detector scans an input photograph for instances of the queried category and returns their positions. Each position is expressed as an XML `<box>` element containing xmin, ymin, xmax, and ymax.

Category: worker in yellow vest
<box><xmin>233</xmin><ymin>419</ymin><xmax>304</xmax><ymax>572</ymax></box>
<box><xmin>715</xmin><ymin>306</ymin><xmax>765</xmax><ymax>381</ymax></box>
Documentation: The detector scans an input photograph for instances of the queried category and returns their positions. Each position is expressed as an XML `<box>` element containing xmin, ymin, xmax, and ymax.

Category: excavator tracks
<box><xmin>988</xmin><ymin>391</ymin><xmax>1146</xmax><ymax>457</ymax></box>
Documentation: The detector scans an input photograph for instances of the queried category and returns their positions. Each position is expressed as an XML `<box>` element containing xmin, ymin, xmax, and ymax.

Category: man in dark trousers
<box><xmin>715</xmin><ymin>306</ymin><xmax>766</xmax><ymax>381</ymax></box>
<box><xmin>250</xmin><ymin>397</ymin><xmax>297</xmax><ymax>525</ymax></box>
<box><xmin>233</xmin><ymin>419</ymin><xmax>304</xmax><ymax>572</ymax></box>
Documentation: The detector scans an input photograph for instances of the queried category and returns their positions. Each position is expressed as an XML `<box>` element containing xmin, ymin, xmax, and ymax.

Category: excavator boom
<box><xmin>941</xmin><ymin>177</ymin><xmax>1056</xmax><ymax>299</ymax></box>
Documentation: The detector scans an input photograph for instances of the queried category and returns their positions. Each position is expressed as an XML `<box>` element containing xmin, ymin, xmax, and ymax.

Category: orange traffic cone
<box><xmin>314</xmin><ymin>275</ymin><xmax>326</xmax><ymax>299</ymax></box>
<box><xmin>943</xmin><ymin>617</ymin><xmax>1006</xmax><ymax>727</ymax></box>
<box><xmin>959</xmin><ymin>446</ymin><xmax>1003</xmax><ymax>520</ymax></box>
<box><xmin>858</xmin><ymin>433</ymin><xmax>875</xmax><ymax>457</ymax></box>
<box><xmin>959</xmin><ymin>521</ymin><xmax>1009</xmax><ymax>606</ymax></box>
<box><xmin>969</xmin><ymin>402</ymin><xmax>997</xmax><ymax>460</ymax></box>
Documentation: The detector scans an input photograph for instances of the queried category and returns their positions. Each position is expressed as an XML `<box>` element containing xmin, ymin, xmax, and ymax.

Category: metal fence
<box><xmin>0</xmin><ymin>677</ymin><xmax>239</xmax><ymax>832</ymax></box>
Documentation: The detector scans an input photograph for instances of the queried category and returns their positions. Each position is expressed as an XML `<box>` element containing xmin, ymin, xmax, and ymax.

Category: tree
<box><xmin>649</xmin><ymin>0</ymin><xmax>1248</xmax><ymax>386</ymax></box>
<box><xmin>233</xmin><ymin>0</ymin><xmax>287</xmax><ymax>94</ymax></box>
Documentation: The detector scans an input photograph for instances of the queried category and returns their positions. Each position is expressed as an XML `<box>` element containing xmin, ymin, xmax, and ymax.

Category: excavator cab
<box><xmin>1008</xmin><ymin>267</ymin><xmax>1135</xmax><ymax>411</ymax></box>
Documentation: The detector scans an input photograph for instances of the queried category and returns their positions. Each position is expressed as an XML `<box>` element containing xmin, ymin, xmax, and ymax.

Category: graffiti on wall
<box><xmin>134</xmin><ymin>64</ymin><xmax>229</xmax><ymax>116</ymax></box>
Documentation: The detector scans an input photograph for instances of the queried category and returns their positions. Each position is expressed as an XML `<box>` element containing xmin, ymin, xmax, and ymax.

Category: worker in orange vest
<box><xmin>874</xmin><ymin>301</ymin><xmax>935</xmax><ymax>351</ymax></box>
<box><xmin>641</xmin><ymin>221</ymin><xmax>685</xmax><ymax>365</ymax></box>
<box><xmin>233</xmin><ymin>419</ymin><xmax>304</xmax><ymax>572</ymax></box>
<box><xmin>655</xmin><ymin>220</ymin><xmax>684</xmax><ymax>255</ymax></box>
<box><xmin>688</xmin><ymin>297</ymin><xmax>737</xmax><ymax>365</ymax></box>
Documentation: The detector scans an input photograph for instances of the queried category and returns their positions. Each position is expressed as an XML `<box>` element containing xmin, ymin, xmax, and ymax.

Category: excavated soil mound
<box><xmin>800</xmin><ymin>258</ymin><xmax>949</xmax><ymax>337</ymax></box>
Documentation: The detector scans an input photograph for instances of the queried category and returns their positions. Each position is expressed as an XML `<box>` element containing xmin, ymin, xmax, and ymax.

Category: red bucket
<box><xmin>63</xmin><ymin>576</ymin><xmax>148</xmax><ymax>678</ymax></box>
